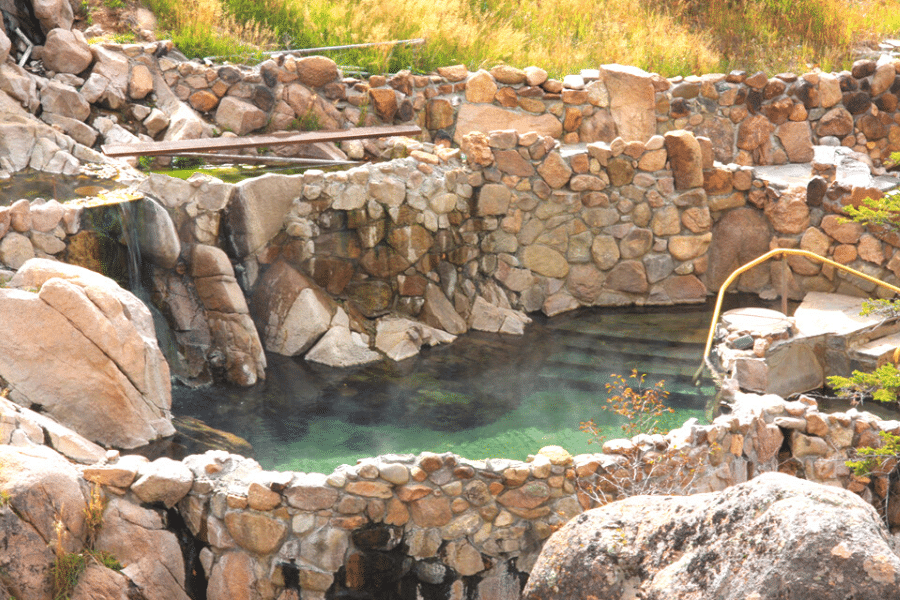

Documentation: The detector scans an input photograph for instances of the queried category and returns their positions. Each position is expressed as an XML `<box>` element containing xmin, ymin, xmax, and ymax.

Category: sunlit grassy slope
<box><xmin>141</xmin><ymin>0</ymin><xmax>900</xmax><ymax>78</ymax></box>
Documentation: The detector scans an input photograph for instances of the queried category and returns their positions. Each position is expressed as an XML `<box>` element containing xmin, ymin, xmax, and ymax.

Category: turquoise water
<box><xmin>172</xmin><ymin>303</ymin><xmax>718</xmax><ymax>475</ymax></box>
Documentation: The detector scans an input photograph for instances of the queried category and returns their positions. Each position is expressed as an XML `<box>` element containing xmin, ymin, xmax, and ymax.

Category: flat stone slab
<box><xmin>752</xmin><ymin>164</ymin><xmax>814</xmax><ymax>188</ymax></box>
<box><xmin>721</xmin><ymin>307</ymin><xmax>792</xmax><ymax>336</ymax></box>
<box><xmin>792</xmin><ymin>291</ymin><xmax>881</xmax><ymax>337</ymax></box>
<box><xmin>753</xmin><ymin>147</ymin><xmax>900</xmax><ymax>193</ymax></box>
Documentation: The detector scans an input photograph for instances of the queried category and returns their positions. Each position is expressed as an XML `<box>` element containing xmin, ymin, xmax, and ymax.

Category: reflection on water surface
<box><xmin>174</xmin><ymin>303</ymin><xmax>718</xmax><ymax>474</ymax></box>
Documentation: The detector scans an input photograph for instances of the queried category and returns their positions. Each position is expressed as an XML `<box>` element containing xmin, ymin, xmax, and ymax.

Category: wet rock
<box><xmin>250</xmin><ymin>259</ymin><xmax>335</xmax><ymax>356</ymax></box>
<box><xmin>421</xmin><ymin>283</ymin><xmax>467</xmax><ymax>335</ymax></box>
<box><xmin>375</xmin><ymin>317</ymin><xmax>456</xmax><ymax>361</ymax></box>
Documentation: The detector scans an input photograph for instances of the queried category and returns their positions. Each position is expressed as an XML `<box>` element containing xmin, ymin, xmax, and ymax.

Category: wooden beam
<box><xmin>102</xmin><ymin>125</ymin><xmax>423</xmax><ymax>157</ymax></box>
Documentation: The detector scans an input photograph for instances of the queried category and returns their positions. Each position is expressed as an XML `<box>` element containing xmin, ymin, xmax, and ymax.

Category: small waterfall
<box><xmin>117</xmin><ymin>199</ymin><xmax>145</xmax><ymax>296</ymax></box>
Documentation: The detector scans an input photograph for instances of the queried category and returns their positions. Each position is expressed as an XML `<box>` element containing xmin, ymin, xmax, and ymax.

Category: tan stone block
<box><xmin>466</xmin><ymin>70</ymin><xmax>498</xmax><ymax>103</ymax></box>
<box><xmin>247</xmin><ymin>482</ymin><xmax>281</xmax><ymax>511</ymax></box>
<box><xmin>410</xmin><ymin>495</ymin><xmax>452</xmax><ymax>527</ymax></box>
<box><xmin>833</xmin><ymin>244</ymin><xmax>858</xmax><ymax>264</ymax></box>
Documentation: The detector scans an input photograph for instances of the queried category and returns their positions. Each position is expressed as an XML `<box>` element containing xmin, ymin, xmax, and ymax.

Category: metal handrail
<box><xmin>692</xmin><ymin>247</ymin><xmax>900</xmax><ymax>383</ymax></box>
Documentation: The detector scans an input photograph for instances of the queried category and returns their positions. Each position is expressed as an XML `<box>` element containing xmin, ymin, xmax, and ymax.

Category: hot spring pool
<box><xmin>172</xmin><ymin>302</ymin><xmax>720</xmax><ymax>475</ymax></box>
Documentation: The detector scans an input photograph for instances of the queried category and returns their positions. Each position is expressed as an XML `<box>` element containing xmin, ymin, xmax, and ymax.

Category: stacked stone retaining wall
<box><xmin>65</xmin><ymin>391</ymin><xmax>900</xmax><ymax>600</ymax></box>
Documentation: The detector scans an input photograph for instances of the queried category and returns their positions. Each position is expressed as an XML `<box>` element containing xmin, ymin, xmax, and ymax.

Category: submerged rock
<box><xmin>524</xmin><ymin>472</ymin><xmax>900</xmax><ymax>600</ymax></box>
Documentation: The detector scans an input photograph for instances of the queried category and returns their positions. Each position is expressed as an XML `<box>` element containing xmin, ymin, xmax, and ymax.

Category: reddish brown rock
<box><xmin>296</xmin><ymin>56</ymin><xmax>339</xmax><ymax>88</ymax></box>
<box><xmin>816</xmin><ymin>107</ymin><xmax>853</xmax><ymax>137</ymax></box>
<box><xmin>491</xmin><ymin>65</ymin><xmax>526</xmax><ymax>85</ymax></box>
<box><xmin>703</xmin><ymin>167</ymin><xmax>733</xmax><ymax>195</ymax></box>
<box><xmin>437</xmin><ymin>64</ymin><xmax>468</xmax><ymax>82</ymax></box>
<box><xmin>605</xmin><ymin>260</ymin><xmax>648</xmax><ymax>293</ymax></box>
<box><xmin>189</xmin><ymin>90</ymin><xmax>219</xmax><ymax>112</ymax></box>
<box><xmin>498</xmin><ymin>481</ymin><xmax>551</xmax><ymax>510</ymax></box>
<box><xmin>410</xmin><ymin>495</ymin><xmax>453</xmax><ymax>527</ymax></box>
<box><xmin>494</xmin><ymin>149</ymin><xmax>535</xmax><ymax>176</ymax></box>
<box><xmin>821</xmin><ymin>214</ymin><xmax>863</xmax><ymax>244</ymax></box>
<box><xmin>775</xmin><ymin>121</ymin><xmax>813</xmax><ymax>163</ymax></box>
<box><xmin>737</xmin><ymin>114</ymin><xmax>775</xmax><ymax>151</ymax></box>
<box><xmin>427</xmin><ymin>98</ymin><xmax>454</xmax><ymax>129</ymax></box>
<box><xmin>663</xmin><ymin>275</ymin><xmax>707</xmax><ymax>302</ymax></box>
<box><xmin>538</xmin><ymin>151</ymin><xmax>573</xmax><ymax>188</ymax></box>
<box><xmin>601</xmin><ymin>64</ymin><xmax>656</xmax><ymax>141</ymax></box>
<box><xmin>466</xmin><ymin>70</ymin><xmax>498</xmax><ymax>103</ymax></box>
<box><xmin>665</xmin><ymin>130</ymin><xmax>704</xmax><ymax>190</ymax></box>
<box><xmin>369</xmin><ymin>88</ymin><xmax>398</xmax><ymax>122</ymax></box>
<box><xmin>764</xmin><ymin>186</ymin><xmax>810</xmax><ymax>234</ymax></box>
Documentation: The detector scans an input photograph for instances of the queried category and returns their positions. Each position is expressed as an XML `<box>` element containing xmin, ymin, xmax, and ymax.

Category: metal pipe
<box><xmin>157</xmin><ymin>152</ymin><xmax>361</xmax><ymax>166</ymax></box>
<box><xmin>692</xmin><ymin>248</ymin><xmax>900</xmax><ymax>384</ymax></box>
<box><xmin>204</xmin><ymin>38</ymin><xmax>426</xmax><ymax>63</ymax></box>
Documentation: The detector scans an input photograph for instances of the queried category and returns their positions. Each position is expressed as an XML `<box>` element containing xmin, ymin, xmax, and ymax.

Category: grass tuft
<box><xmin>141</xmin><ymin>0</ymin><xmax>900</xmax><ymax>77</ymax></box>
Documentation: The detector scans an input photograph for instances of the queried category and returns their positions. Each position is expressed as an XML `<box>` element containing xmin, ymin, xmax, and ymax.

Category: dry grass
<box><xmin>139</xmin><ymin>0</ymin><xmax>900</xmax><ymax>77</ymax></box>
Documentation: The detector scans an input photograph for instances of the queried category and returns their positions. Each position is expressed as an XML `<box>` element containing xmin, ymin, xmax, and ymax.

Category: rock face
<box><xmin>189</xmin><ymin>245</ymin><xmax>266</xmax><ymax>386</ymax></box>
<box><xmin>524</xmin><ymin>472</ymin><xmax>900</xmax><ymax>600</ymax></box>
<box><xmin>0</xmin><ymin>259</ymin><xmax>174</xmax><ymax>448</ymax></box>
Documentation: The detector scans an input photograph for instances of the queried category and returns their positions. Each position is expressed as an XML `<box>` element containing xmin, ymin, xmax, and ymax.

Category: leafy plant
<box><xmin>294</xmin><ymin>106</ymin><xmax>321</xmax><ymax>131</ymax></box>
<box><xmin>846</xmin><ymin>430</ymin><xmax>900</xmax><ymax>478</ymax></box>
<box><xmin>51</xmin><ymin>548</ymin><xmax>86</xmax><ymax>600</ymax></box>
<box><xmin>0</xmin><ymin>490</ymin><xmax>9</xmax><ymax>507</ymax></box>
<box><xmin>579</xmin><ymin>369</ymin><xmax>675</xmax><ymax>445</ymax></box>
<box><xmin>828</xmin><ymin>363</ymin><xmax>900</xmax><ymax>405</ymax></box>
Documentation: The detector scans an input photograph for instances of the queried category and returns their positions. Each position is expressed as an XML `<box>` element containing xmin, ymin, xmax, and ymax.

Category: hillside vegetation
<box><xmin>133</xmin><ymin>0</ymin><xmax>900</xmax><ymax>77</ymax></box>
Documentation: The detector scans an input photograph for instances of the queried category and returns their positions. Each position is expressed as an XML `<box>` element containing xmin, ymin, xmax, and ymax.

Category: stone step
<box><xmin>849</xmin><ymin>330</ymin><xmax>900</xmax><ymax>370</ymax></box>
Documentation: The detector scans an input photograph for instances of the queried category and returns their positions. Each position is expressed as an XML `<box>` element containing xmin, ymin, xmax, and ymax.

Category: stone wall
<box><xmin>157</xmin><ymin>49</ymin><xmax>900</xmax><ymax>169</ymax></box>
<box><xmin>62</xmin><ymin>389</ymin><xmax>899</xmax><ymax>600</ymax></box>
<box><xmin>4</xmin><ymin>126</ymin><xmax>900</xmax><ymax>377</ymax></box>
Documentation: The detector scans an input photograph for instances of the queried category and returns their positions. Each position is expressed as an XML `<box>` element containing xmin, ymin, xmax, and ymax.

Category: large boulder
<box><xmin>226</xmin><ymin>173</ymin><xmax>303</xmax><ymax>257</ymax></box>
<box><xmin>0</xmin><ymin>259</ymin><xmax>174</xmax><ymax>448</ymax></box>
<box><xmin>249</xmin><ymin>259</ymin><xmax>336</xmax><ymax>356</ymax></box>
<box><xmin>41</xmin><ymin>28</ymin><xmax>93</xmax><ymax>75</ymax></box>
<box><xmin>600</xmin><ymin>64</ymin><xmax>656</xmax><ymax>142</ymax></box>
<box><xmin>525</xmin><ymin>472</ymin><xmax>900</xmax><ymax>600</ymax></box>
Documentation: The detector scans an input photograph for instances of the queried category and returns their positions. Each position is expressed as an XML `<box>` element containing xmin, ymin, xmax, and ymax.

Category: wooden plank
<box><xmin>101</xmin><ymin>125</ymin><xmax>423</xmax><ymax>157</ymax></box>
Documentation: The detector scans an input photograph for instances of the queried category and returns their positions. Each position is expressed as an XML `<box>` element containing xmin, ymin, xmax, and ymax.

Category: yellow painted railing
<box><xmin>692</xmin><ymin>248</ymin><xmax>900</xmax><ymax>383</ymax></box>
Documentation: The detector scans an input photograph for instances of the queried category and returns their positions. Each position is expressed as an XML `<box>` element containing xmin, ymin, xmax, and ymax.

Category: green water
<box><xmin>173</xmin><ymin>303</ymin><xmax>718</xmax><ymax>475</ymax></box>
<box><xmin>0</xmin><ymin>170</ymin><xmax>124</xmax><ymax>204</ymax></box>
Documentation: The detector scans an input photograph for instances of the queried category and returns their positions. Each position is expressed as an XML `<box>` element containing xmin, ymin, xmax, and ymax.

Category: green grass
<box><xmin>140</xmin><ymin>0</ymin><xmax>900</xmax><ymax>78</ymax></box>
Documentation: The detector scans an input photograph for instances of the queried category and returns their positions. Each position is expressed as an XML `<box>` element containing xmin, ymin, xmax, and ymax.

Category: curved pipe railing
<box><xmin>692</xmin><ymin>248</ymin><xmax>900</xmax><ymax>383</ymax></box>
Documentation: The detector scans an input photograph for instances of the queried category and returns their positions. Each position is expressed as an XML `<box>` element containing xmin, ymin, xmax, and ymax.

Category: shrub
<box><xmin>579</xmin><ymin>369</ymin><xmax>675</xmax><ymax>445</ymax></box>
<box><xmin>827</xmin><ymin>363</ymin><xmax>900</xmax><ymax>406</ymax></box>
